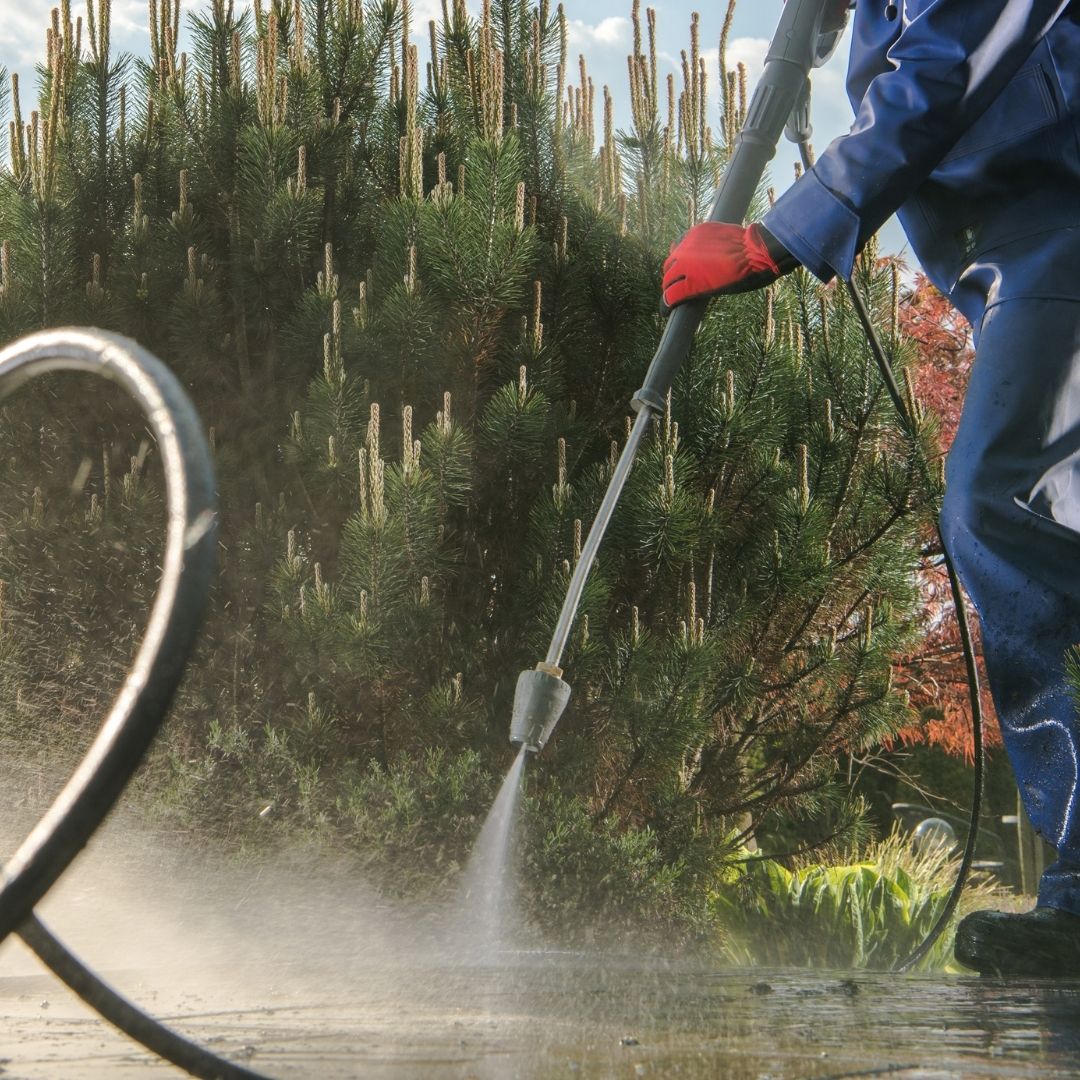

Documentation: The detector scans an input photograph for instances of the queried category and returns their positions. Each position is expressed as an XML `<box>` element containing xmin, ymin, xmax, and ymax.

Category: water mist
<box><xmin>456</xmin><ymin>746</ymin><xmax>529</xmax><ymax>959</ymax></box>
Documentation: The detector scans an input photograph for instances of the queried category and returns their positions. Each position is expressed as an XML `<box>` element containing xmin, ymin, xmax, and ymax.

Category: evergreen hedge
<box><xmin>0</xmin><ymin>0</ymin><xmax>940</xmax><ymax>941</ymax></box>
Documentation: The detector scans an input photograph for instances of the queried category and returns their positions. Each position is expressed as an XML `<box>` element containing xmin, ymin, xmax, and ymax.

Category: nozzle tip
<box><xmin>509</xmin><ymin>666</ymin><xmax>572</xmax><ymax>754</ymax></box>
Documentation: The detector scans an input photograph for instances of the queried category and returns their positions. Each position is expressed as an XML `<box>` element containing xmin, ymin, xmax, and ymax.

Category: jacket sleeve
<box><xmin>762</xmin><ymin>0</ymin><xmax>1071</xmax><ymax>283</ymax></box>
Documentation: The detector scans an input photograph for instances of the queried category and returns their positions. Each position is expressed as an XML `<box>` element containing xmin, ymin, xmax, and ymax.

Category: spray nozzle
<box><xmin>509</xmin><ymin>664</ymin><xmax>571</xmax><ymax>754</ymax></box>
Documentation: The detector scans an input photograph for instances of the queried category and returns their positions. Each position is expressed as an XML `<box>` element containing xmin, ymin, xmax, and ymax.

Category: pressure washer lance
<box><xmin>510</xmin><ymin>0</ymin><xmax>834</xmax><ymax>754</ymax></box>
<box><xmin>509</xmin><ymin>0</ymin><xmax>985</xmax><ymax>974</ymax></box>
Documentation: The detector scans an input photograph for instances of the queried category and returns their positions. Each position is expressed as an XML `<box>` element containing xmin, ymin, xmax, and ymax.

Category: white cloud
<box><xmin>724</xmin><ymin>35</ymin><xmax>768</xmax><ymax>77</ymax></box>
<box><xmin>0</xmin><ymin>6</ymin><xmax>60</xmax><ymax>71</ymax></box>
<box><xmin>408</xmin><ymin>0</ymin><xmax>446</xmax><ymax>28</ymax></box>
<box><xmin>1</xmin><ymin>1</ymin><xmax>147</xmax><ymax>79</ymax></box>
<box><xmin>565</xmin><ymin>16</ymin><xmax>630</xmax><ymax>51</ymax></box>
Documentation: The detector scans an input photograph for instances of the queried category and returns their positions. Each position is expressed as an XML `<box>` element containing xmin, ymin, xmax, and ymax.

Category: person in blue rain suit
<box><xmin>662</xmin><ymin>0</ymin><xmax>1080</xmax><ymax>976</ymax></box>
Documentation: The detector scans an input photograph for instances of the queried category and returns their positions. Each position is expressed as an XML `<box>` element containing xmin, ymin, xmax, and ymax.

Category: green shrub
<box><xmin>519</xmin><ymin>790</ymin><xmax>712</xmax><ymax>946</ymax></box>
<box><xmin>338</xmin><ymin>747</ymin><xmax>495</xmax><ymax>893</ymax></box>
<box><xmin>712</xmin><ymin>829</ymin><xmax>1012</xmax><ymax>971</ymax></box>
<box><xmin>154</xmin><ymin>717</ymin><xmax>495</xmax><ymax>894</ymax></box>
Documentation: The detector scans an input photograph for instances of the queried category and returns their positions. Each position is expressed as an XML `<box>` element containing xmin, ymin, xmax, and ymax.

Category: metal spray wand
<box><xmin>510</xmin><ymin>0</ymin><xmax>840</xmax><ymax>753</ymax></box>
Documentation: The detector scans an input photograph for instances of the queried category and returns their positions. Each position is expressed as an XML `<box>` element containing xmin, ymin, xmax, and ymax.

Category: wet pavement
<box><xmin>1</xmin><ymin>950</ymin><xmax>1080</xmax><ymax>1078</ymax></box>
<box><xmin>2</xmin><ymin>817</ymin><xmax>1076</xmax><ymax>1079</ymax></box>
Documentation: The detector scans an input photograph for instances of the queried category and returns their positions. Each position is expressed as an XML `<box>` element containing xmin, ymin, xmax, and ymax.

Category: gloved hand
<box><xmin>661</xmin><ymin>222</ymin><xmax>798</xmax><ymax>312</ymax></box>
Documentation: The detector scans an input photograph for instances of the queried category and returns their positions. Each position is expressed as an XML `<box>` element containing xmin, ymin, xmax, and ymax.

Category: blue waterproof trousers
<box><xmin>759</xmin><ymin>0</ymin><xmax>1080</xmax><ymax>916</ymax></box>
<box><xmin>941</xmin><ymin>228</ymin><xmax>1080</xmax><ymax>915</ymax></box>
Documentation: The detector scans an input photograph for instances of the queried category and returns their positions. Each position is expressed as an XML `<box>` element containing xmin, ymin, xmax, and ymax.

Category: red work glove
<box><xmin>661</xmin><ymin>222</ymin><xmax>797</xmax><ymax>312</ymax></box>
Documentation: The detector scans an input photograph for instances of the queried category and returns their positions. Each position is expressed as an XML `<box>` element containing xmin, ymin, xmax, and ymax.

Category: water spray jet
<box><xmin>458</xmin><ymin>746</ymin><xmax>530</xmax><ymax>957</ymax></box>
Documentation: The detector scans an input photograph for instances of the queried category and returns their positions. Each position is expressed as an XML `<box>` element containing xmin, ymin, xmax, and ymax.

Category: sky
<box><xmin>0</xmin><ymin>0</ymin><xmax>910</xmax><ymax>259</ymax></box>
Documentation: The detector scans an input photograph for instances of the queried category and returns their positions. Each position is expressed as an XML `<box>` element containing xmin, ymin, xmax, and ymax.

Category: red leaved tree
<box><xmin>892</xmin><ymin>271</ymin><xmax>1001</xmax><ymax>761</ymax></box>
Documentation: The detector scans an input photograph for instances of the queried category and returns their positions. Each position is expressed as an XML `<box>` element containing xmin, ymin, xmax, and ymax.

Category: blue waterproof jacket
<box><xmin>763</xmin><ymin>0</ymin><xmax>1080</xmax><ymax>326</ymax></box>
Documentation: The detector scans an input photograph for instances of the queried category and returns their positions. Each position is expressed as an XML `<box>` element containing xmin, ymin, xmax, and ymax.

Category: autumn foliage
<box><xmin>892</xmin><ymin>272</ymin><xmax>1001</xmax><ymax>761</ymax></box>
<box><xmin>901</xmin><ymin>272</ymin><xmax>974</xmax><ymax>452</ymax></box>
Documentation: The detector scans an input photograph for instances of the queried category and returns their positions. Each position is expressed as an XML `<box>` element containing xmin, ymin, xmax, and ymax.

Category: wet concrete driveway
<box><xmin>1</xmin><ymin>952</ymin><xmax>1079</xmax><ymax>1078</ymax></box>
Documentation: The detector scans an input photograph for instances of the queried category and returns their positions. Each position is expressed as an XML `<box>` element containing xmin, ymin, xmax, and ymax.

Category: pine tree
<box><xmin>0</xmin><ymin>0</ymin><xmax>940</xmax><ymax>935</ymax></box>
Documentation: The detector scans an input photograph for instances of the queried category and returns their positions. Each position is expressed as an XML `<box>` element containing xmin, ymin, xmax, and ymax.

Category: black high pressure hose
<box><xmin>794</xmin><ymin>143</ymin><xmax>987</xmax><ymax>972</ymax></box>
<box><xmin>0</xmin><ymin>329</ymin><xmax>271</xmax><ymax>1079</ymax></box>
<box><xmin>20</xmin><ymin>915</ymin><xmax>268</xmax><ymax>1080</ymax></box>
<box><xmin>846</xmin><ymin>275</ymin><xmax>985</xmax><ymax>973</ymax></box>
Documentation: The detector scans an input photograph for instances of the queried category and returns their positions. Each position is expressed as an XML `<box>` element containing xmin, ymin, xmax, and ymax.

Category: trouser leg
<box><xmin>939</xmin><ymin>297</ymin><xmax>1080</xmax><ymax>915</ymax></box>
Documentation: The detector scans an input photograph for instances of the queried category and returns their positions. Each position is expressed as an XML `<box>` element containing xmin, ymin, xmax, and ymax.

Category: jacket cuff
<box><xmin>761</xmin><ymin>168</ymin><xmax>862</xmax><ymax>284</ymax></box>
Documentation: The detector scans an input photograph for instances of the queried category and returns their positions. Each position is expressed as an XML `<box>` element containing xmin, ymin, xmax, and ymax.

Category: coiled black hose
<box><xmin>0</xmin><ymin>329</ymin><xmax>271</xmax><ymax>1078</ymax></box>
<box><xmin>20</xmin><ymin>914</ymin><xmax>268</xmax><ymax>1080</ymax></box>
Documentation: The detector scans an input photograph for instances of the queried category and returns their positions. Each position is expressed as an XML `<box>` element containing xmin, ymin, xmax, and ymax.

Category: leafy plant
<box><xmin>712</xmin><ymin>829</ymin><xmax>1013</xmax><ymax>971</ymax></box>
